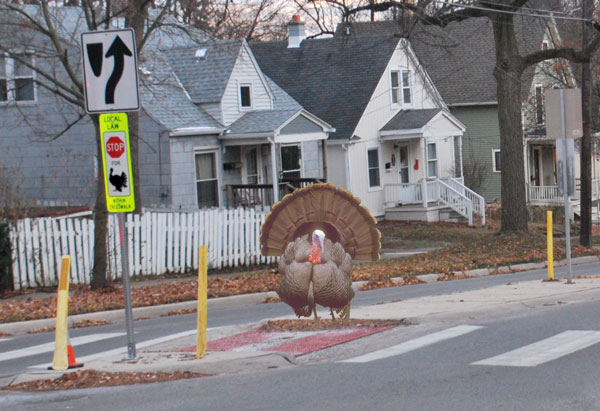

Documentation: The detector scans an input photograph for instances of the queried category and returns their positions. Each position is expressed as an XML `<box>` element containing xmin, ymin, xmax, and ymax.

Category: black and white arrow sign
<box><xmin>81</xmin><ymin>29</ymin><xmax>139</xmax><ymax>113</ymax></box>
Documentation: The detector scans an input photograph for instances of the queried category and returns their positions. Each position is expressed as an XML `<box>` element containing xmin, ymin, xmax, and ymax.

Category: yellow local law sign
<box><xmin>99</xmin><ymin>113</ymin><xmax>135</xmax><ymax>213</ymax></box>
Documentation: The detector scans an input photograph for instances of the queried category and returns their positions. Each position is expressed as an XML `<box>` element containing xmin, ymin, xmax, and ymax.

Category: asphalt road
<box><xmin>0</xmin><ymin>260</ymin><xmax>598</xmax><ymax>378</ymax></box>
<box><xmin>2</xmin><ymin>261</ymin><xmax>600</xmax><ymax>410</ymax></box>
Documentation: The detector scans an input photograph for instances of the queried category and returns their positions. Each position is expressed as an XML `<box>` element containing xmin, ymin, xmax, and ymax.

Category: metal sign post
<box><xmin>99</xmin><ymin>112</ymin><xmax>137</xmax><ymax>358</ymax></box>
<box><xmin>547</xmin><ymin>88</ymin><xmax>582</xmax><ymax>285</ymax></box>
<box><xmin>559</xmin><ymin>89</ymin><xmax>573</xmax><ymax>284</ymax></box>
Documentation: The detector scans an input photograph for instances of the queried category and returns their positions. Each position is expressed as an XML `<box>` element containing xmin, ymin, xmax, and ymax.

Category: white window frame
<box><xmin>367</xmin><ymin>146</ymin><xmax>382</xmax><ymax>190</ymax></box>
<box><xmin>280</xmin><ymin>143</ymin><xmax>303</xmax><ymax>182</ymax></box>
<box><xmin>492</xmin><ymin>149</ymin><xmax>501</xmax><ymax>173</ymax></box>
<box><xmin>535</xmin><ymin>84</ymin><xmax>543</xmax><ymax>125</ymax></box>
<box><xmin>426</xmin><ymin>142</ymin><xmax>438</xmax><ymax>178</ymax></box>
<box><xmin>0</xmin><ymin>52</ymin><xmax>36</xmax><ymax>104</ymax></box>
<box><xmin>239</xmin><ymin>82</ymin><xmax>253</xmax><ymax>110</ymax></box>
<box><xmin>241</xmin><ymin>145</ymin><xmax>261</xmax><ymax>184</ymax></box>
<box><xmin>194</xmin><ymin>148</ymin><xmax>221</xmax><ymax>208</ymax></box>
<box><xmin>390</xmin><ymin>68</ymin><xmax>412</xmax><ymax>107</ymax></box>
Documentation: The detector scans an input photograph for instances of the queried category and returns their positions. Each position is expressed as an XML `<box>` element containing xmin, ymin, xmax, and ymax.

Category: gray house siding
<box><xmin>138</xmin><ymin>110</ymin><xmax>172</xmax><ymax>207</ymax></box>
<box><xmin>450</xmin><ymin>105</ymin><xmax>501</xmax><ymax>202</ymax></box>
<box><xmin>280</xmin><ymin>115</ymin><xmax>323</xmax><ymax>135</ymax></box>
<box><xmin>169</xmin><ymin>133</ymin><xmax>220</xmax><ymax>209</ymax></box>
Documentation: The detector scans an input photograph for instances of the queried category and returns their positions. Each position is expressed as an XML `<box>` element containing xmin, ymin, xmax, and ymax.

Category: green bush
<box><xmin>0</xmin><ymin>222</ymin><xmax>13</xmax><ymax>291</ymax></box>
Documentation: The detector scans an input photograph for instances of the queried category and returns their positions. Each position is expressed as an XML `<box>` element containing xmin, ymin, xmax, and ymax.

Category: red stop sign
<box><xmin>106</xmin><ymin>136</ymin><xmax>125</xmax><ymax>158</ymax></box>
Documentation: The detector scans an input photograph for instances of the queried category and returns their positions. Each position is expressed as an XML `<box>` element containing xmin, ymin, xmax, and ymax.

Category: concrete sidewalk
<box><xmin>3</xmin><ymin>255</ymin><xmax>600</xmax><ymax>389</ymax></box>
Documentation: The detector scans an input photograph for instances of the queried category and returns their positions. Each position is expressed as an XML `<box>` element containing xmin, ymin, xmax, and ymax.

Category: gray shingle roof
<box><xmin>335</xmin><ymin>17</ymin><xmax>547</xmax><ymax>106</ymax></box>
<box><xmin>227</xmin><ymin>109</ymin><xmax>300</xmax><ymax>135</ymax></box>
<box><xmin>381</xmin><ymin>109</ymin><xmax>442</xmax><ymax>131</ymax></box>
<box><xmin>250</xmin><ymin>35</ymin><xmax>400</xmax><ymax>141</ymax></box>
<box><xmin>160</xmin><ymin>40</ymin><xmax>242</xmax><ymax>104</ymax></box>
<box><xmin>140</xmin><ymin>50</ymin><xmax>222</xmax><ymax>131</ymax></box>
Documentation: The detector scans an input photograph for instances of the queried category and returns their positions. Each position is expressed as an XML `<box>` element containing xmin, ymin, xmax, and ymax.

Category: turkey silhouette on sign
<box><xmin>106</xmin><ymin>136</ymin><xmax>125</xmax><ymax>158</ymax></box>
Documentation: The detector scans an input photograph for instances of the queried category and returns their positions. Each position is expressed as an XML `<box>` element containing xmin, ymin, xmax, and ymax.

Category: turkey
<box><xmin>260</xmin><ymin>183</ymin><xmax>380</xmax><ymax>320</ymax></box>
<box><xmin>109</xmin><ymin>168</ymin><xmax>127</xmax><ymax>192</ymax></box>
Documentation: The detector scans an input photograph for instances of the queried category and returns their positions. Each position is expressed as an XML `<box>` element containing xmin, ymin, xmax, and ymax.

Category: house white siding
<box><xmin>347</xmin><ymin>40</ymin><xmax>442</xmax><ymax>217</ymax></box>
<box><xmin>327</xmin><ymin>145</ymin><xmax>348</xmax><ymax>189</ymax></box>
<box><xmin>221</xmin><ymin>45</ymin><xmax>272</xmax><ymax>126</ymax></box>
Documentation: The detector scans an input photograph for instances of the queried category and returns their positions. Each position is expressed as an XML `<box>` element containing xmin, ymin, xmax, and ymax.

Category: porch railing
<box><xmin>225</xmin><ymin>178</ymin><xmax>325</xmax><ymax>210</ymax></box>
<box><xmin>527</xmin><ymin>179</ymin><xmax>600</xmax><ymax>205</ymax></box>
<box><xmin>448</xmin><ymin>177</ymin><xmax>486</xmax><ymax>225</ymax></box>
<box><xmin>384</xmin><ymin>178</ymin><xmax>477</xmax><ymax>225</ymax></box>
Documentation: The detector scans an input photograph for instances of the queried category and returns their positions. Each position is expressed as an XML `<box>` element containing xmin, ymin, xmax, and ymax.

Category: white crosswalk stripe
<box><xmin>28</xmin><ymin>328</ymin><xmax>218</xmax><ymax>369</ymax></box>
<box><xmin>0</xmin><ymin>332</ymin><xmax>125</xmax><ymax>363</ymax></box>
<box><xmin>340</xmin><ymin>325</ymin><xmax>484</xmax><ymax>363</ymax></box>
<box><xmin>0</xmin><ymin>338</ymin><xmax>11</xmax><ymax>343</ymax></box>
<box><xmin>472</xmin><ymin>330</ymin><xmax>600</xmax><ymax>367</ymax></box>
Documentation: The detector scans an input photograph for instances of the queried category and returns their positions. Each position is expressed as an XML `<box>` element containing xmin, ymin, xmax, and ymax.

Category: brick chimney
<box><xmin>288</xmin><ymin>15</ymin><xmax>305</xmax><ymax>48</ymax></box>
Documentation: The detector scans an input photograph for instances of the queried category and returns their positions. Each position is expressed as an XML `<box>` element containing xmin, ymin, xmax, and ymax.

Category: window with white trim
<box><xmin>195</xmin><ymin>151</ymin><xmax>219</xmax><ymax>207</ymax></box>
<box><xmin>535</xmin><ymin>85</ymin><xmax>543</xmax><ymax>125</ymax></box>
<box><xmin>281</xmin><ymin>144</ymin><xmax>302</xmax><ymax>187</ymax></box>
<box><xmin>1</xmin><ymin>54</ymin><xmax>35</xmax><ymax>103</ymax></box>
<box><xmin>240</xmin><ymin>84</ymin><xmax>252</xmax><ymax>109</ymax></box>
<box><xmin>367</xmin><ymin>148</ymin><xmax>381</xmax><ymax>188</ymax></box>
<box><xmin>427</xmin><ymin>143</ymin><xmax>438</xmax><ymax>178</ymax></box>
<box><xmin>391</xmin><ymin>69</ymin><xmax>411</xmax><ymax>105</ymax></box>
<box><xmin>492</xmin><ymin>149</ymin><xmax>501</xmax><ymax>172</ymax></box>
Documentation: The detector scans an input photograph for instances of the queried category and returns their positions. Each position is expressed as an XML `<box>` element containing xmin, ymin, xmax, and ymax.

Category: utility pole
<box><xmin>580</xmin><ymin>0</ymin><xmax>593</xmax><ymax>247</ymax></box>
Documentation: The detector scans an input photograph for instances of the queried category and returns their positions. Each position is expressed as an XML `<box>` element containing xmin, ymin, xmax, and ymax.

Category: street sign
<box><xmin>81</xmin><ymin>29</ymin><xmax>140</xmax><ymax>113</ymax></box>
<box><xmin>99</xmin><ymin>113</ymin><xmax>135</xmax><ymax>212</ymax></box>
<box><xmin>556</xmin><ymin>138</ymin><xmax>575</xmax><ymax>197</ymax></box>
<box><xmin>545</xmin><ymin>88</ymin><xmax>582</xmax><ymax>140</ymax></box>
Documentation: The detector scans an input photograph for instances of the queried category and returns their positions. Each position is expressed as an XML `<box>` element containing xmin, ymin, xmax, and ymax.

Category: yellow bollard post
<box><xmin>547</xmin><ymin>211</ymin><xmax>554</xmax><ymax>281</ymax></box>
<box><xmin>197</xmin><ymin>246</ymin><xmax>208</xmax><ymax>359</ymax></box>
<box><xmin>51</xmin><ymin>256</ymin><xmax>71</xmax><ymax>370</ymax></box>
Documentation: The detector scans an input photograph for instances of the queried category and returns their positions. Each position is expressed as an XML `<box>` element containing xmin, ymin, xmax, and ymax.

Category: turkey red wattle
<box><xmin>308</xmin><ymin>242</ymin><xmax>321</xmax><ymax>264</ymax></box>
<box><xmin>308</xmin><ymin>230</ymin><xmax>324</xmax><ymax>264</ymax></box>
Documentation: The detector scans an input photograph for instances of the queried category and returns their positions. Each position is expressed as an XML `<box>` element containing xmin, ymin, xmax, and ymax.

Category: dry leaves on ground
<box><xmin>3</xmin><ymin>369</ymin><xmax>211</xmax><ymax>391</ymax></box>
<box><xmin>259</xmin><ymin>318</ymin><xmax>410</xmax><ymax>332</ymax></box>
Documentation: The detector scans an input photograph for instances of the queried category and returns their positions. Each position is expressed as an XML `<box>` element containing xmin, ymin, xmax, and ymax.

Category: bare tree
<box><xmin>168</xmin><ymin>0</ymin><xmax>290</xmax><ymax>41</ymax></box>
<box><xmin>298</xmin><ymin>0</ymin><xmax>600</xmax><ymax>233</ymax></box>
<box><xmin>0</xmin><ymin>0</ymin><xmax>197</xmax><ymax>289</ymax></box>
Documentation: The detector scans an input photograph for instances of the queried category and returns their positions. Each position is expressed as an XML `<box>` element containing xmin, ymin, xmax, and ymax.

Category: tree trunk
<box><xmin>492</xmin><ymin>15</ymin><xmax>529</xmax><ymax>232</ymax></box>
<box><xmin>91</xmin><ymin>114</ymin><xmax>109</xmax><ymax>290</ymax></box>
<box><xmin>580</xmin><ymin>0</ymin><xmax>593</xmax><ymax>247</ymax></box>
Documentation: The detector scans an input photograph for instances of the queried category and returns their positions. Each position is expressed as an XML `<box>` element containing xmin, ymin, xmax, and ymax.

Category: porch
<box><xmin>383</xmin><ymin>177</ymin><xmax>486</xmax><ymax>226</ymax></box>
<box><xmin>527</xmin><ymin>178</ymin><xmax>600</xmax><ymax>206</ymax></box>
<box><xmin>225</xmin><ymin>178</ymin><xmax>325</xmax><ymax>210</ymax></box>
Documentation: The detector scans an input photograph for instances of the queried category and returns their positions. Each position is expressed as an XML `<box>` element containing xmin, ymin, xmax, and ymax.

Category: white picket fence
<box><xmin>9</xmin><ymin>208</ymin><xmax>275</xmax><ymax>290</ymax></box>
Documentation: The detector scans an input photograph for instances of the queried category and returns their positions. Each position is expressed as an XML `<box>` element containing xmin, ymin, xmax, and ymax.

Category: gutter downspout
<box><xmin>421</xmin><ymin>137</ymin><xmax>428</xmax><ymax>208</ymax></box>
<box><xmin>268</xmin><ymin>137</ymin><xmax>279</xmax><ymax>202</ymax></box>
<box><xmin>322</xmin><ymin>140</ymin><xmax>328</xmax><ymax>181</ymax></box>
<box><xmin>342</xmin><ymin>143</ymin><xmax>352</xmax><ymax>190</ymax></box>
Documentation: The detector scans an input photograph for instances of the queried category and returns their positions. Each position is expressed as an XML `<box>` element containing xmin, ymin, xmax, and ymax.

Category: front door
<box><xmin>533</xmin><ymin>147</ymin><xmax>541</xmax><ymax>186</ymax></box>
<box><xmin>398</xmin><ymin>144</ymin><xmax>409</xmax><ymax>183</ymax></box>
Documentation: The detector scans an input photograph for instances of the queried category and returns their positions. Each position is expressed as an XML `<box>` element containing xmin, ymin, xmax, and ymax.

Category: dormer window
<box><xmin>391</xmin><ymin>69</ymin><xmax>411</xmax><ymax>106</ymax></box>
<box><xmin>240</xmin><ymin>84</ymin><xmax>252</xmax><ymax>109</ymax></box>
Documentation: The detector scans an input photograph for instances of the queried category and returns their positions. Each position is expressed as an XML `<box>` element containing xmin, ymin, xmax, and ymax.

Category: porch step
<box><xmin>385</xmin><ymin>204</ymin><xmax>466</xmax><ymax>223</ymax></box>
<box><xmin>440</xmin><ymin>209</ymin><xmax>468</xmax><ymax>224</ymax></box>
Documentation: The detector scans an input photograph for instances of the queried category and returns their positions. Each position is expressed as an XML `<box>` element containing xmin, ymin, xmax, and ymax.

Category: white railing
<box><xmin>384</xmin><ymin>183</ymin><xmax>422</xmax><ymax>205</ymax></box>
<box><xmin>9</xmin><ymin>208</ymin><xmax>275</xmax><ymax>290</ymax></box>
<box><xmin>384</xmin><ymin>178</ymin><xmax>480</xmax><ymax>225</ymax></box>
<box><xmin>435</xmin><ymin>179</ymin><xmax>473</xmax><ymax>225</ymax></box>
<box><xmin>528</xmin><ymin>185</ymin><xmax>562</xmax><ymax>204</ymax></box>
<box><xmin>528</xmin><ymin>179</ymin><xmax>600</xmax><ymax>205</ymax></box>
<box><xmin>448</xmin><ymin>177</ymin><xmax>486</xmax><ymax>225</ymax></box>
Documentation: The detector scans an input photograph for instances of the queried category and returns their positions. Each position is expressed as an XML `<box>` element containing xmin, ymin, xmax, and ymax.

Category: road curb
<box><xmin>1</xmin><ymin>255</ymin><xmax>598</xmax><ymax>336</ymax></box>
